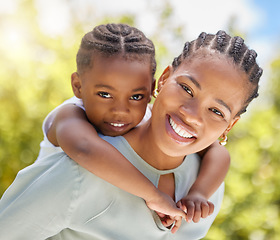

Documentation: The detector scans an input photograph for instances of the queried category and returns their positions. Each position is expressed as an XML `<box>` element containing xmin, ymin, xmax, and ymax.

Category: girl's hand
<box><xmin>145</xmin><ymin>190</ymin><xmax>187</xmax><ymax>233</ymax></box>
<box><xmin>156</xmin><ymin>211</ymin><xmax>182</xmax><ymax>234</ymax></box>
<box><xmin>177</xmin><ymin>191</ymin><xmax>214</xmax><ymax>223</ymax></box>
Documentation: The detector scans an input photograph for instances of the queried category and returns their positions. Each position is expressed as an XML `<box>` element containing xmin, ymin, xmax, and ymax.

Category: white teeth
<box><xmin>110</xmin><ymin>123</ymin><xmax>125</xmax><ymax>127</ymax></box>
<box><xmin>169</xmin><ymin>117</ymin><xmax>193</xmax><ymax>138</ymax></box>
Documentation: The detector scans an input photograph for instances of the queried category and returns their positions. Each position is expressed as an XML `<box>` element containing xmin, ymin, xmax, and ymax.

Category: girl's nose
<box><xmin>111</xmin><ymin>100</ymin><xmax>130</xmax><ymax>114</ymax></box>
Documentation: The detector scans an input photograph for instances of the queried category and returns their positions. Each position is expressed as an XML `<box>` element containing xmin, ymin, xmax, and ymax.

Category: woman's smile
<box><xmin>165</xmin><ymin>115</ymin><xmax>197</xmax><ymax>145</ymax></box>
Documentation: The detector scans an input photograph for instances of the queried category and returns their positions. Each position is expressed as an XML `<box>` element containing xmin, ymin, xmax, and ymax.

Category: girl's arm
<box><xmin>47</xmin><ymin>104</ymin><xmax>186</xmax><ymax>229</ymax></box>
<box><xmin>178</xmin><ymin>141</ymin><xmax>230</xmax><ymax>223</ymax></box>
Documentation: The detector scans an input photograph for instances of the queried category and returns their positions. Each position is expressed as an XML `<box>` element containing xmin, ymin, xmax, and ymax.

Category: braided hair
<box><xmin>172</xmin><ymin>30</ymin><xmax>263</xmax><ymax>116</ymax></box>
<box><xmin>76</xmin><ymin>23</ymin><xmax>156</xmax><ymax>79</ymax></box>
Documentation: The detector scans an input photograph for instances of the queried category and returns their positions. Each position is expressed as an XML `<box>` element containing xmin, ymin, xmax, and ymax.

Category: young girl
<box><xmin>41</xmin><ymin>23</ymin><xmax>229</xmax><ymax>225</ymax></box>
<box><xmin>0</xmin><ymin>30</ymin><xmax>262</xmax><ymax>239</ymax></box>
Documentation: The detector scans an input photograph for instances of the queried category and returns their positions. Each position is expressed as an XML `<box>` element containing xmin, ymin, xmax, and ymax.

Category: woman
<box><xmin>0</xmin><ymin>30</ymin><xmax>262</xmax><ymax>239</ymax></box>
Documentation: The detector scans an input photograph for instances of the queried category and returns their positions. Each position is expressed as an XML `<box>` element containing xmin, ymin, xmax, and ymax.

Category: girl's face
<box><xmin>152</xmin><ymin>56</ymin><xmax>250</xmax><ymax>157</ymax></box>
<box><xmin>72</xmin><ymin>55</ymin><xmax>153</xmax><ymax>136</ymax></box>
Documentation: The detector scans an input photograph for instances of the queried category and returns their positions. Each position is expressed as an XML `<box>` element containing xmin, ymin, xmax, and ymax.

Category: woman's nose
<box><xmin>179</xmin><ymin>101</ymin><xmax>202</xmax><ymax>126</ymax></box>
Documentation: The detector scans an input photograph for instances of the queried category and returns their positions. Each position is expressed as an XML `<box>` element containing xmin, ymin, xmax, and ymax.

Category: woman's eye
<box><xmin>210</xmin><ymin>108</ymin><xmax>224</xmax><ymax>118</ymax></box>
<box><xmin>98</xmin><ymin>92</ymin><xmax>111</xmax><ymax>98</ymax></box>
<box><xmin>180</xmin><ymin>84</ymin><xmax>193</xmax><ymax>96</ymax></box>
<box><xmin>130</xmin><ymin>94</ymin><xmax>144</xmax><ymax>101</ymax></box>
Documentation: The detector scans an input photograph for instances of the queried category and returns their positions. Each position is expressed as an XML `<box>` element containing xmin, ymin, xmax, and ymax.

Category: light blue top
<box><xmin>0</xmin><ymin>135</ymin><xmax>224</xmax><ymax>240</ymax></box>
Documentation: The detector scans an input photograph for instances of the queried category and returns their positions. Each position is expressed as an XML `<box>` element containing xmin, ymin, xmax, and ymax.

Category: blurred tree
<box><xmin>0</xmin><ymin>0</ymin><xmax>76</xmax><ymax>195</ymax></box>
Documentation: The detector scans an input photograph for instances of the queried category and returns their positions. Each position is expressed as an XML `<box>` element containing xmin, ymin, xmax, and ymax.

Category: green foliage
<box><xmin>270</xmin><ymin>59</ymin><xmax>280</xmax><ymax>108</ymax></box>
<box><xmin>0</xmin><ymin>1</ymin><xmax>279</xmax><ymax>239</ymax></box>
<box><xmin>0</xmin><ymin>0</ymin><xmax>76</xmax><ymax>194</ymax></box>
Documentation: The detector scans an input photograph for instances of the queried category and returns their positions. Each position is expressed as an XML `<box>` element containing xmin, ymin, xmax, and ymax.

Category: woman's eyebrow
<box><xmin>181</xmin><ymin>74</ymin><xmax>201</xmax><ymax>90</ymax></box>
<box><xmin>181</xmin><ymin>75</ymin><xmax>232</xmax><ymax>113</ymax></box>
<box><xmin>216</xmin><ymin>99</ymin><xmax>232</xmax><ymax>113</ymax></box>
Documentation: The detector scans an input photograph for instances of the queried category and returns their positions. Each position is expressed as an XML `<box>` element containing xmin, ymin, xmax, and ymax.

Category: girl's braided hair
<box><xmin>172</xmin><ymin>30</ymin><xmax>263</xmax><ymax>116</ymax></box>
<box><xmin>76</xmin><ymin>23</ymin><xmax>156</xmax><ymax>79</ymax></box>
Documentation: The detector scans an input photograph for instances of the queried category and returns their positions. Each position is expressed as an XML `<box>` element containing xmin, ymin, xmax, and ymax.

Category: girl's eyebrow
<box><xmin>94</xmin><ymin>84</ymin><xmax>148</xmax><ymax>92</ymax></box>
<box><xmin>132</xmin><ymin>87</ymin><xmax>148</xmax><ymax>92</ymax></box>
<box><xmin>95</xmin><ymin>84</ymin><xmax>115</xmax><ymax>90</ymax></box>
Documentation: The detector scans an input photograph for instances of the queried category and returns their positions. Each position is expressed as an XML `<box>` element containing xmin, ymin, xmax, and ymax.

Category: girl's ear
<box><xmin>158</xmin><ymin>65</ymin><xmax>172</xmax><ymax>91</ymax></box>
<box><xmin>221</xmin><ymin>116</ymin><xmax>240</xmax><ymax>137</ymax></box>
<box><xmin>71</xmin><ymin>72</ymin><xmax>82</xmax><ymax>99</ymax></box>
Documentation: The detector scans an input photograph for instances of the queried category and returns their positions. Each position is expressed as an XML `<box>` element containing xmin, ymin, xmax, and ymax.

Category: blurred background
<box><xmin>0</xmin><ymin>0</ymin><xmax>279</xmax><ymax>239</ymax></box>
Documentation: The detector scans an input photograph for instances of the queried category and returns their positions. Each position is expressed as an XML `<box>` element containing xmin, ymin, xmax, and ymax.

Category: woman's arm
<box><xmin>47</xmin><ymin>104</ymin><xmax>186</xmax><ymax>227</ymax></box>
<box><xmin>178</xmin><ymin>141</ymin><xmax>230</xmax><ymax>222</ymax></box>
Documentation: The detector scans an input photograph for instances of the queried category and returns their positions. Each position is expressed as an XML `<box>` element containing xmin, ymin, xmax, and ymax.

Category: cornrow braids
<box><xmin>76</xmin><ymin>23</ymin><xmax>156</xmax><ymax>78</ymax></box>
<box><xmin>172</xmin><ymin>30</ymin><xmax>263</xmax><ymax>116</ymax></box>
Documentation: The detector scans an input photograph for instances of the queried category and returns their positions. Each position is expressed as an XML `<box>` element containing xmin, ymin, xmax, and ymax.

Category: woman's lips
<box><xmin>169</xmin><ymin>117</ymin><xmax>194</xmax><ymax>138</ymax></box>
<box><xmin>166</xmin><ymin>115</ymin><xmax>197</xmax><ymax>144</ymax></box>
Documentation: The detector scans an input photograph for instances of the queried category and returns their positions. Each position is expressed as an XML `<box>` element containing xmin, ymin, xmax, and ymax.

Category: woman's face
<box><xmin>152</xmin><ymin>56</ymin><xmax>250</xmax><ymax>157</ymax></box>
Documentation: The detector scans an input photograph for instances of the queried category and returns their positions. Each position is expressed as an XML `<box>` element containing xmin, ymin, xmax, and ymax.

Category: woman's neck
<box><xmin>124</xmin><ymin>121</ymin><xmax>185</xmax><ymax>170</ymax></box>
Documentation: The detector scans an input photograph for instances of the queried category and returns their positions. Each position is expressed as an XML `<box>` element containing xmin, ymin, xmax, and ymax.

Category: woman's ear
<box><xmin>71</xmin><ymin>72</ymin><xmax>82</xmax><ymax>99</ymax></box>
<box><xmin>221</xmin><ymin>116</ymin><xmax>240</xmax><ymax>137</ymax></box>
<box><xmin>158</xmin><ymin>65</ymin><xmax>172</xmax><ymax>91</ymax></box>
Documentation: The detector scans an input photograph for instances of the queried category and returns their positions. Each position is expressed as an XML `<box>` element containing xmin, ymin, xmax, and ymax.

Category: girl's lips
<box><xmin>105</xmin><ymin>122</ymin><xmax>130</xmax><ymax>133</ymax></box>
<box><xmin>110</xmin><ymin>122</ymin><xmax>125</xmax><ymax>127</ymax></box>
<box><xmin>165</xmin><ymin>115</ymin><xmax>197</xmax><ymax>144</ymax></box>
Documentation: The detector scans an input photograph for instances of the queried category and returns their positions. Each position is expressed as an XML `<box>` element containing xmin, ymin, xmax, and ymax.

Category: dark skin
<box><xmin>48</xmin><ymin>56</ymin><xmax>188</xmax><ymax>232</ymax></box>
<box><xmin>47</xmin><ymin>55</ymin><xmax>232</xmax><ymax>233</ymax></box>
<box><xmin>124</xmin><ymin>56</ymin><xmax>248</xmax><ymax>229</ymax></box>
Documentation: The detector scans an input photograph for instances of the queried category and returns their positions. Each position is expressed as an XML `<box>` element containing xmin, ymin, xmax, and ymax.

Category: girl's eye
<box><xmin>130</xmin><ymin>94</ymin><xmax>144</xmax><ymax>101</ymax></box>
<box><xmin>210</xmin><ymin>108</ymin><xmax>224</xmax><ymax>118</ymax></box>
<box><xmin>180</xmin><ymin>84</ymin><xmax>193</xmax><ymax>96</ymax></box>
<box><xmin>98</xmin><ymin>92</ymin><xmax>111</xmax><ymax>98</ymax></box>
